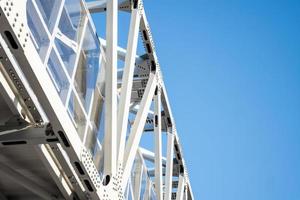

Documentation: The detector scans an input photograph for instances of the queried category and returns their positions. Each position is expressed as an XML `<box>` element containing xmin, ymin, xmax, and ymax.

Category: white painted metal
<box><xmin>0</xmin><ymin>0</ymin><xmax>194</xmax><ymax>199</ymax></box>
<box><xmin>104</xmin><ymin>0</ymin><xmax>118</xmax><ymax>178</ymax></box>
<box><xmin>122</xmin><ymin>73</ymin><xmax>157</xmax><ymax>190</ymax></box>
<box><xmin>37</xmin><ymin>145</ymin><xmax>73</xmax><ymax>200</ymax></box>
<box><xmin>143</xmin><ymin>179</ymin><xmax>151</xmax><ymax>200</ymax></box>
<box><xmin>165</xmin><ymin>132</ymin><xmax>175</xmax><ymax>200</ymax></box>
<box><xmin>86</xmin><ymin>0</ymin><xmax>107</xmax><ymax>13</ymax></box>
<box><xmin>139</xmin><ymin>147</ymin><xmax>167</xmax><ymax>165</ymax></box>
<box><xmin>98</xmin><ymin>39</ymin><xmax>144</xmax><ymax>65</ymax></box>
<box><xmin>117</xmin><ymin>8</ymin><xmax>141</xmax><ymax>164</ymax></box>
<box><xmin>154</xmin><ymin>87</ymin><xmax>163</xmax><ymax>200</ymax></box>
<box><xmin>133</xmin><ymin>161</ymin><xmax>143</xmax><ymax>199</ymax></box>
<box><xmin>0</xmin><ymin>71</ymin><xmax>24</xmax><ymax>119</ymax></box>
<box><xmin>176</xmin><ymin>175</ymin><xmax>185</xmax><ymax>200</ymax></box>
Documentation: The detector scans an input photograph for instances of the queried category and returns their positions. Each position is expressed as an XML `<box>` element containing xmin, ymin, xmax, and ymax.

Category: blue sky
<box><xmin>141</xmin><ymin>0</ymin><xmax>300</xmax><ymax>200</ymax></box>
<box><xmin>92</xmin><ymin>0</ymin><xmax>300</xmax><ymax>199</ymax></box>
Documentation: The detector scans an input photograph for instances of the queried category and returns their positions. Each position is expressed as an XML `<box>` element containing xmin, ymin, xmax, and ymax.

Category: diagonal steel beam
<box><xmin>117</xmin><ymin>7</ymin><xmax>141</xmax><ymax>165</ymax></box>
<box><xmin>122</xmin><ymin>73</ymin><xmax>157</xmax><ymax>190</ymax></box>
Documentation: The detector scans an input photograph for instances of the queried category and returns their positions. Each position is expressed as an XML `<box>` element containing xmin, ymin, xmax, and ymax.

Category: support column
<box><xmin>154</xmin><ymin>87</ymin><xmax>163</xmax><ymax>200</ymax></box>
<box><xmin>133</xmin><ymin>161</ymin><xmax>144</xmax><ymax>199</ymax></box>
<box><xmin>165</xmin><ymin>131</ymin><xmax>174</xmax><ymax>200</ymax></box>
<box><xmin>143</xmin><ymin>179</ymin><xmax>151</xmax><ymax>200</ymax></box>
<box><xmin>104</xmin><ymin>0</ymin><xmax>118</xmax><ymax>182</ymax></box>
<box><xmin>176</xmin><ymin>175</ymin><xmax>185</xmax><ymax>200</ymax></box>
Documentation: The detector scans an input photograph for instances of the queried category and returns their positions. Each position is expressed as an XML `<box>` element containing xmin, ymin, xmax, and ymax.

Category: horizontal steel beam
<box><xmin>0</xmin><ymin>124</ymin><xmax>58</xmax><ymax>147</ymax></box>
<box><xmin>87</xmin><ymin>0</ymin><xmax>131</xmax><ymax>13</ymax></box>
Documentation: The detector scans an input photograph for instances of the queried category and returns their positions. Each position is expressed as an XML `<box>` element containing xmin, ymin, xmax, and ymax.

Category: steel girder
<box><xmin>0</xmin><ymin>0</ymin><xmax>193</xmax><ymax>199</ymax></box>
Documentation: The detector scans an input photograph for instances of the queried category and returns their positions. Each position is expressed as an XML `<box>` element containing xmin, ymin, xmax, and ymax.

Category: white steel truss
<box><xmin>0</xmin><ymin>0</ymin><xmax>194</xmax><ymax>199</ymax></box>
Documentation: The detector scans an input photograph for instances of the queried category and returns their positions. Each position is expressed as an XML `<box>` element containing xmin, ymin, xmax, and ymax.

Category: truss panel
<box><xmin>0</xmin><ymin>0</ymin><xmax>194</xmax><ymax>199</ymax></box>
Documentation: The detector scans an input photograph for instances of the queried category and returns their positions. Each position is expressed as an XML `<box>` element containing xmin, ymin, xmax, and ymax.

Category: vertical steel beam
<box><xmin>154</xmin><ymin>87</ymin><xmax>163</xmax><ymax>200</ymax></box>
<box><xmin>117</xmin><ymin>8</ymin><xmax>141</xmax><ymax>164</ymax></box>
<box><xmin>133</xmin><ymin>162</ymin><xmax>143</xmax><ymax>199</ymax></box>
<box><xmin>176</xmin><ymin>175</ymin><xmax>185</xmax><ymax>200</ymax></box>
<box><xmin>104</xmin><ymin>0</ymin><xmax>118</xmax><ymax>179</ymax></box>
<box><xmin>165</xmin><ymin>132</ymin><xmax>174</xmax><ymax>200</ymax></box>
<box><xmin>128</xmin><ymin>178</ymin><xmax>135</xmax><ymax>200</ymax></box>
<box><xmin>143</xmin><ymin>179</ymin><xmax>151</xmax><ymax>200</ymax></box>
<box><xmin>185</xmin><ymin>189</ymin><xmax>188</xmax><ymax>200</ymax></box>
<box><xmin>122</xmin><ymin>73</ymin><xmax>157</xmax><ymax>190</ymax></box>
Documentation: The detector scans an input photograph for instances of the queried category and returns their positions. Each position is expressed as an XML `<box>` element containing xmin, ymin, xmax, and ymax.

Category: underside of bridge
<box><xmin>0</xmin><ymin>0</ymin><xmax>193</xmax><ymax>199</ymax></box>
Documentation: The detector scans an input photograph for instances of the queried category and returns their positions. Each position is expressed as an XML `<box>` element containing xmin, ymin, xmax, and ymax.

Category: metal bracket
<box><xmin>0</xmin><ymin>121</ymin><xmax>58</xmax><ymax>146</ymax></box>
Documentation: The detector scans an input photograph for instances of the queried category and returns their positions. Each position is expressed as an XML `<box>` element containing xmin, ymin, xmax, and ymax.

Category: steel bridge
<box><xmin>0</xmin><ymin>0</ymin><xmax>194</xmax><ymax>199</ymax></box>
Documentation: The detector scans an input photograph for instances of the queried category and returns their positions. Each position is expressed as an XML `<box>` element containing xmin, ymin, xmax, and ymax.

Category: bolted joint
<box><xmin>102</xmin><ymin>174</ymin><xmax>111</xmax><ymax>186</ymax></box>
<box><xmin>132</xmin><ymin>0</ymin><xmax>143</xmax><ymax>10</ymax></box>
<box><xmin>154</xmin><ymin>84</ymin><xmax>162</xmax><ymax>96</ymax></box>
<box><xmin>150</xmin><ymin>60</ymin><xmax>157</xmax><ymax>72</ymax></box>
<box><xmin>133</xmin><ymin>0</ymin><xmax>139</xmax><ymax>9</ymax></box>
<box><xmin>45</xmin><ymin>123</ymin><xmax>55</xmax><ymax>137</ymax></box>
